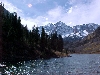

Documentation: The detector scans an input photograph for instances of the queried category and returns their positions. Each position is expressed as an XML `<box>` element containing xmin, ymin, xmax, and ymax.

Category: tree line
<box><xmin>2</xmin><ymin>11</ymin><xmax>64</xmax><ymax>62</ymax></box>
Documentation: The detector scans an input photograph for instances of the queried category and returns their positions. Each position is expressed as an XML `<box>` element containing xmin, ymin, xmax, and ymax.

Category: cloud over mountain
<box><xmin>0</xmin><ymin>0</ymin><xmax>100</xmax><ymax>29</ymax></box>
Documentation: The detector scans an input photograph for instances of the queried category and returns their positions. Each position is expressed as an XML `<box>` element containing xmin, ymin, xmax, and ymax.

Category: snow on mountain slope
<box><xmin>38</xmin><ymin>21</ymin><xmax>99</xmax><ymax>39</ymax></box>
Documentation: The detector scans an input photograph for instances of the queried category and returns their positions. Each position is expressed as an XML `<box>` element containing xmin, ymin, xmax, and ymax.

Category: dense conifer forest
<box><xmin>2</xmin><ymin>11</ymin><xmax>64</xmax><ymax>62</ymax></box>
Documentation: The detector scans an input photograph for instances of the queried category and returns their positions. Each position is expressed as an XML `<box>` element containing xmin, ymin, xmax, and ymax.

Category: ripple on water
<box><xmin>2</xmin><ymin>54</ymin><xmax>100</xmax><ymax>75</ymax></box>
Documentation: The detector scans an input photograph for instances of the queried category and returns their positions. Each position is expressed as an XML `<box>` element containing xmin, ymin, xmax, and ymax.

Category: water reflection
<box><xmin>1</xmin><ymin>54</ymin><xmax>100</xmax><ymax>75</ymax></box>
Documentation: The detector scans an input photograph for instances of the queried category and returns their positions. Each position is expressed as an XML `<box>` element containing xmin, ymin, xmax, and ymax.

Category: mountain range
<box><xmin>38</xmin><ymin>21</ymin><xmax>99</xmax><ymax>42</ymax></box>
<box><xmin>38</xmin><ymin>21</ymin><xmax>100</xmax><ymax>53</ymax></box>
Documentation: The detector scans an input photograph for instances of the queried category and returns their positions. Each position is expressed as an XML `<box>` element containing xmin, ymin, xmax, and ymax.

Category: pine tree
<box><xmin>51</xmin><ymin>31</ymin><xmax>58</xmax><ymax>51</ymax></box>
<box><xmin>17</xmin><ymin>16</ymin><xmax>23</xmax><ymax>41</ymax></box>
<box><xmin>34</xmin><ymin>27</ymin><xmax>40</xmax><ymax>45</ymax></box>
<box><xmin>40</xmin><ymin>27</ymin><xmax>46</xmax><ymax>52</ymax></box>
<box><xmin>58</xmin><ymin>34</ymin><xmax>63</xmax><ymax>52</ymax></box>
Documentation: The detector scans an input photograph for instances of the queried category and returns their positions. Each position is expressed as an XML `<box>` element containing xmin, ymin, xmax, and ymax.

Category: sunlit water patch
<box><xmin>1</xmin><ymin>54</ymin><xmax>100</xmax><ymax>75</ymax></box>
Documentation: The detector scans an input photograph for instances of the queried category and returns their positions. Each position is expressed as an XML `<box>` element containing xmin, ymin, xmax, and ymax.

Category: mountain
<box><xmin>69</xmin><ymin>26</ymin><xmax>100</xmax><ymax>53</ymax></box>
<box><xmin>38</xmin><ymin>21</ymin><xmax>99</xmax><ymax>42</ymax></box>
<box><xmin>38</xmin><ymin>21</ymin><xmax>100</xmax><ymax>53</ymax></box>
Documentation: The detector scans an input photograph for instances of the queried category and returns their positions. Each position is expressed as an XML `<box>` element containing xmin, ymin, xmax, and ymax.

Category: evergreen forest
<box><xmin>2</xmin><ymin>11</ymin><xmax>64</xmax><ymax>62</ymax></box>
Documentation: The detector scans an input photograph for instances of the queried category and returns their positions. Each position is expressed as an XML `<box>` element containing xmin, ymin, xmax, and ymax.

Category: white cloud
<box><xmin>43</xmin><ymin>0</ymin><xmax>100</xmax><ymax>26</ymax></box>
<box><xmin>68</xmin><ymin>7</ymin><xmax>73</xmax><ymax>13</ymax></box>
<box><xmin>0</xmin><ymin>0</ymin><xmax>50</xmax><ymax>29</ymax></box>
<box><xmin>21</xmin><ymin>18</ymin><xmax>37</xmax><ymax>29</ymax></box>
<box><xmin>29</xmin><ymin>0</ymin><xmax>100</xmax><ymax>28</ymax></box>
<box><xmin>47</xmin><ymin>6</ymin><xmax>64</xmax><ymax>21</ymax></box>
<box><xmin>1</xmin><ymin>0</ymin><xmax>100</xmax><ymax>30</ymax></box>
<box><xmin>21</xmin><ymin>16</ymin><xmax>50</xmax><ymax>29</ymax></box>
<box><xmin>0</xmin><ymin>0</ymin><xmax>24</xmax><ymax>16</ymax></box>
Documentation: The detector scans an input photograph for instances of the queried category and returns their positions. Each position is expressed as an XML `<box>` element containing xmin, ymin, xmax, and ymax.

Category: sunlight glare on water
<box><xmin>2</xmin><ymin>54</ymin><xmax>100</xmax><ymax>75</ymax></box>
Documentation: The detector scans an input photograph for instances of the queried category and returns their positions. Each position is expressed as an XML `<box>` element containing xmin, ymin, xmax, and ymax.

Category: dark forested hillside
<box><xmin>1</xmin><ymin>9</ymin><xmax>65</xmax><ymax>62</ymax></box>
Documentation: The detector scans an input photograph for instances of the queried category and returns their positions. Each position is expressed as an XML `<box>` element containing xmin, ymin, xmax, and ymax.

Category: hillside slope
<box><xmin>73</xmin><ymin>26</ymin><xmax>100</xmax><ymax>53</ymax></box>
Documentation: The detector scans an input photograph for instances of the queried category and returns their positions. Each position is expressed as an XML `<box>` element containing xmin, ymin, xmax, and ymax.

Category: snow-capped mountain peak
<box><xmin>38</xmin><ymin>21</ymin><xmax>99</xmax><ymax>40</ymax></box>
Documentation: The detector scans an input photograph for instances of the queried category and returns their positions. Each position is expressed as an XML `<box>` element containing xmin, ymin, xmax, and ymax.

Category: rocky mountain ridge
<box><xmin>38</xmin><ymin>21</ymin><xmax>100</xmax><ymax>53</ymax></box>
<box><xmin>39</xmin><ymin>21</ymin><xmax>99</xmax><ymax>38</ymax></box>
<box><xmin>38</xmin><ymin>21</ymin><xmax>99</xmax><ymax>44</ymax></box>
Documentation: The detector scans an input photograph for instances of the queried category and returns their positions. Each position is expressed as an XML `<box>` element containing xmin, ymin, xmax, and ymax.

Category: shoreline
<box><xmin>53</xmin><ymin>51</ymin><xmax>68</xmax><ymax>58</ymax></box>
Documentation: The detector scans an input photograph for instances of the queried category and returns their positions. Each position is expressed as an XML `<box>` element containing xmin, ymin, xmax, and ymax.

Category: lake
<box><xmin>1</xmin><ymin>54</ymin><xmax>100</xmax><ymax>75</ymax></box>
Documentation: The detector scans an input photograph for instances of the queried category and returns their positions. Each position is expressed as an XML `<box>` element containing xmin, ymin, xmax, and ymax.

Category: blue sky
<box><xmin>0</xmin><ymin>0</ymin><xmax>100</xmax><ymax>29</ymax></box>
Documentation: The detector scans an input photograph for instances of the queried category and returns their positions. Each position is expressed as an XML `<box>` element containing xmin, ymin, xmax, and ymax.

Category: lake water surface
<box><xmin>2</xmin><ymin>54</ymin><xmax>100</xmax><ymax>75</ymax></box>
